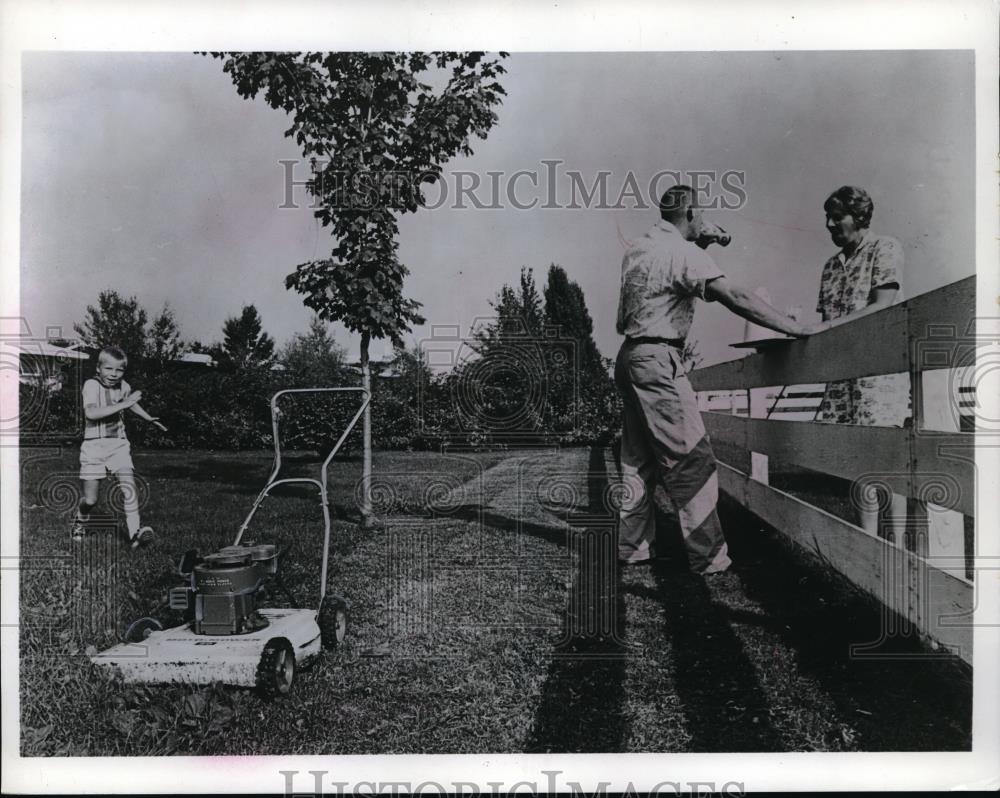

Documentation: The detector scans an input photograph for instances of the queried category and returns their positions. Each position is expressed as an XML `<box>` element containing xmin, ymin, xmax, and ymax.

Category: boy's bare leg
<box><xmin>116</xmin><ymin>470</ymin><xmax>153</xmax><ymax>546</ymax></box>
<box><xmin>116</xmin><ymin>470</ymin><xmax>141</xmax><ymax>539</ymax></box>
<box><xmin>72</xmin><ymin>479</ymin><xmax>100</xmax><ymax>538</ymax></box>
<box><xmin>79</xmin><ymin>479</ymin><xmax>99</xmax><ymax>512</ymax></box>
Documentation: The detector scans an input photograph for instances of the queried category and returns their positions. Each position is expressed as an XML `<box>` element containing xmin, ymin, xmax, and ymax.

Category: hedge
<box><xmin>19</xmin><ymin>361</ymin><xmax>621</xmax><ymax>452</ymax></box>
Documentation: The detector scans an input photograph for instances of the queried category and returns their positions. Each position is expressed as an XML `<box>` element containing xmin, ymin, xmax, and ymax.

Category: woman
<box><xmin>815</xmin><ymin>185</ymin><xmax>909</xmax><ymax>537</ymax></box>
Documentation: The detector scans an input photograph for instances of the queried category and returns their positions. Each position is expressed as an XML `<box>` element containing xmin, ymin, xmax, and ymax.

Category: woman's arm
<box><xmin>827</xmin><ymin>285</ymin><xmax>898</xmax><ymax>327</ymax></box>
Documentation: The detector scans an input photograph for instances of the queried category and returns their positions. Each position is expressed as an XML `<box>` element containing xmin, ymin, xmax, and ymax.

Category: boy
<box><xmin>71</xmin><ymin>345</ymin><xmax>167</xmax><ymax>547</ymax></box>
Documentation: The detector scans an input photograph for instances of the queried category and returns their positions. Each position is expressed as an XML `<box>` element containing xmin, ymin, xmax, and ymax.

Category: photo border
<box><xmin>2</xmin><ymin>0</ymin><xmax>997</xmax><ymax>792</ymax></box>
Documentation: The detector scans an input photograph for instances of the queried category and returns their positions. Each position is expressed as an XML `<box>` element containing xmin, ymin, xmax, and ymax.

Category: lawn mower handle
<box><xmin>234</xmin><ymin>387</ymin><xmax>371</xmax><ymax>608</ymax></box>
<box><xmin>268</xmin><ymin>387</ymin><xmax>371</xmax><ymax>482</ymax></box>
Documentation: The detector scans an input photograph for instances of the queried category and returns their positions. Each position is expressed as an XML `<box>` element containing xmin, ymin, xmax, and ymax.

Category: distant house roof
<box><xmin>3</xmin><ymin>339</ymin><xmax>90</xmax><ymax>361</ymax></box>
<box><xmin>176</xmin><ymin>352</ymin><xmax>217</xmax><ymax>367</ymax></box>
<box><xmin>347</xmin><ymin>359</ymin><xmax>402</xmax><ymax>378</ymax></box>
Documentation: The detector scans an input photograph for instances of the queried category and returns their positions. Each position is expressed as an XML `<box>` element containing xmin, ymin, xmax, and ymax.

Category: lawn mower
<box><xmin>89</xmin><ymin>387</ymin><xmax>370</xmax><ymax>696</ymax></box>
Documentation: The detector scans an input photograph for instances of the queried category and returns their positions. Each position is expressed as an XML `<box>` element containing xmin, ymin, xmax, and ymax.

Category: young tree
<box><xmin>211</xmin><ymin>51</ymin><xmax>508</xmax><ymax>524</ymax></box>
<box><xmin>148</xmin><ymin>303</ymin><xmax>183</xmax><ymax>365</ymax></box>
<box><xmin>221</xmin><ymin>304</ymin><xmax>276</xmax><ymax>370</ymax></box>
<box><xmin>73</xmin><ymin>290</ymin><xmax>149</xmax><ymax>359</ymax></box>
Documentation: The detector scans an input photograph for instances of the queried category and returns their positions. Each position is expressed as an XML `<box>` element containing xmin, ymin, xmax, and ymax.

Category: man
<box><xmin>615</xmin><ymin>185</ymin><xmax>823</xmax><ymax>573</ymax></box>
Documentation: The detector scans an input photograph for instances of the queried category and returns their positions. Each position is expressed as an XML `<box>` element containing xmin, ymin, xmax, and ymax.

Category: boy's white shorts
<box><xmin>79</xmin><ymin>438</ymin><xmax>135</xmax><ymax>480</ymax></box>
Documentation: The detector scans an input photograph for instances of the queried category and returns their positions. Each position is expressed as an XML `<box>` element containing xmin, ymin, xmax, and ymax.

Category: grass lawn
<box><xmin>18</xmin><ymin>444</ymin><xmax>971</xmax><ymax>755</ymax></box>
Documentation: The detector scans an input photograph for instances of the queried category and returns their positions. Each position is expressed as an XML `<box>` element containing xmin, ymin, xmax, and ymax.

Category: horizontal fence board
<box><xmin>912</xmin><ymin>434</ymin><xmax>976</xmax><ymax>516</ymax></box>
<box><xmin>718</xmin><ymin>463</ymin><xmax>973</xmax><ymax>664</ymax></box>
<box><xmin>906</xmin><ymin>276</ymin><xmax>976</xmax><ymax>352</ymax></box>
<box><xmin>704</xmin><ymin>413</ymin><xmax>904</xmax><ymax>474</ymax></box>
<box><xmin>703</xmin><ymin>414</ymin><xmax>974</xmax><ymax>515</ymax></box>
<box><xmin>691</xmin><ymin>307</ymin><xmax>908</xmax><ymax>390</ymax></box>
<box><xmin>690</xmin><ymin>277</ymin><xmax>975</xmax><ymax>391</ymax></box>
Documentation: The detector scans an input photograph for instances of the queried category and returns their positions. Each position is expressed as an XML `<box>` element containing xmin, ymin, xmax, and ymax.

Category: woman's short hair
<box><xmin>824</xmin><ymin>185</ymin><xmax>874</xmax><ymax>229</ymax></box>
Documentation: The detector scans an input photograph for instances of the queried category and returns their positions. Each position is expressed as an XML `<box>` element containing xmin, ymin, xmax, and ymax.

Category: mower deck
<box><xmin>90</xmin><ymin>608</ymin><xmax>321</xmax><ymax>687</ymax></box>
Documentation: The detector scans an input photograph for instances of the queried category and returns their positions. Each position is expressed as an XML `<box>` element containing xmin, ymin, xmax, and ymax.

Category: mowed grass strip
<box><xmin>18</xmin><ymin>446</ymin><xmax>582</xmax><ymax>755</ymax></box>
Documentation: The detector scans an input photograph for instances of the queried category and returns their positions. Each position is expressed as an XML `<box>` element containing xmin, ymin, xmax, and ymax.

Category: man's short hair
<box><xmin>824</xmin><ymin>185</ymin><xmax>874</xmax><ymax>229</ymax></box>
<box><xmin>98</xmin><ymin>345</ymin><xmax>128</xmax><ymax>366</ymax></box>
<box><xmin>659</xmin><ymin>185</ymin><xmax>696</xmax><ymax>222</ymax></box>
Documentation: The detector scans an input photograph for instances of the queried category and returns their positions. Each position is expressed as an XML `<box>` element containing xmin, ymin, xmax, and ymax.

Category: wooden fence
<box><xmin>689</xmin><ymin>276</ymin><xmax>977</xmax><ymax>664</ymax></box>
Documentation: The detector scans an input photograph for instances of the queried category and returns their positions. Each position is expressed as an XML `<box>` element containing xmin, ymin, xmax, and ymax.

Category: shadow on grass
<box><xmin>614</xmin><ymin>499</ymin><xmax>785</xmax><ymax>752</ymax></box>
<box><xmin>151</xmin><ymin>453</ymin><xmax>361</xmax><ymax>484</ymax></box>
<box><xmin>523</xmin><ymin>445</ymin><xmax>629</xmax><ymax>753</ymax></box>
<box><xmin>152</xmin><ymin>456</ymin><xmax>272</xmax><ymax>487</ymax></box>
<box><xmin>718</xmin><ymin>497</ymin><xmax>973</xmax><ymax>751</ymax></box>
<box><xmin>150</xmin><ymin>455</ymin><xmax>364</xmax><ymax>521</ymax></box>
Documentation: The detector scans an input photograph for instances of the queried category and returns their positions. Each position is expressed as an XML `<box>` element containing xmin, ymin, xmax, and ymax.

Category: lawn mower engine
<box><xmin>170</xmin><ymin>544</ymin><xmax>279</xmax><ymax>636</ymax></box>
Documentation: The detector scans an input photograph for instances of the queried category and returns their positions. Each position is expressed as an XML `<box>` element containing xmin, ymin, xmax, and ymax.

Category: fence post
<box><xmin>913</xmin><ymin>368</ymin><xmax>968</xmax><ymax>578</ymax></box>
<box><xmin>749</xmin><ymin>387</ymin><xmax>769</xmax><ymax>485</ymax></box>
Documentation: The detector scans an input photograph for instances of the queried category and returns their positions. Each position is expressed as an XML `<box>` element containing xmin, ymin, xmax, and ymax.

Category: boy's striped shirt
<box><xmin>82</xmin><ymin>378</ymin><xmax>131</xmax><ymax>439</ymax></box>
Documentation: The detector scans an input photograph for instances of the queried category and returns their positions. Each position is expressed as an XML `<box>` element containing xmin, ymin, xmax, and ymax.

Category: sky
<box><xmin>20</xmin><ymin>50</ymin><xmax>975</xmax><ymax>367</ymax></box>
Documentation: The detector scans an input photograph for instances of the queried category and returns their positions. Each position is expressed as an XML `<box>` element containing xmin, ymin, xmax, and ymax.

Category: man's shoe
<box><xmin>701</xmin><ymin>550</ymin><xmax>733</xmax><ymax>575</ymax></box>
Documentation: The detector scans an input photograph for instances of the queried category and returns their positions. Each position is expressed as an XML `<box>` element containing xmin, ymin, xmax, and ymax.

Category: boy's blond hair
<box><xmin>97</xmin><ymin>345</ymin><xmax>128</xmax><ymax>367</ymax></box>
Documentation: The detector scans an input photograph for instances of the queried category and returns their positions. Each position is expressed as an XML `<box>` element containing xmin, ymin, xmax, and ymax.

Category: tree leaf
<box><xmin>183</xmin><ymin>691</ymin><xmax>209</xmax><ymax>719</ymax></box>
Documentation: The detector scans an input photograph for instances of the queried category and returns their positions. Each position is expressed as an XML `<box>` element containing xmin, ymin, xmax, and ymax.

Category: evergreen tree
<box><xmin>148</xmin><ymin>303</ymin><xmax>183</xmax><ymax>364</ymax></box>
<box><xmin>221</xmin><ymin>304</ymin><xmax>276</xmax><ymax>369</ymax></box>
<box><xmin>540</xmin><ymin>264</ymin><xmax>617</xmax><ymax>440</ymax></box>
<box><xmin>73</xmin><ymin>290</ymin><xmax>149</xmax><ymax>359</ymax></box>
<box><xmin>543</xmin><ymin>264</ymin><xmax>603</xmax><ymax>378</ymax></box>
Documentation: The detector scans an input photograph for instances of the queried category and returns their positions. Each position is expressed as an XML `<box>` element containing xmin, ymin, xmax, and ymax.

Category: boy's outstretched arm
<box><xmin>128</xmin><ymin>401</ymin><xmax>168</xmax><ymax>432</ymax></box>
<box><xmin>83</xmin><ymin>391</ymin><xmax>142</xmax><ymax>421</ymax></box>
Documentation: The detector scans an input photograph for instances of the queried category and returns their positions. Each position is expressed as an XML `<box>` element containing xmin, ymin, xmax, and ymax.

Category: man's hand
<box><xmin>148</xmin><ymin>418</ymin><xmax>168</xmax><ymax>433</ymax></box>
<box><xmin>796</xmin><ymin>321</ymin><xmax>832</xmax><ymax>337</ymax></box>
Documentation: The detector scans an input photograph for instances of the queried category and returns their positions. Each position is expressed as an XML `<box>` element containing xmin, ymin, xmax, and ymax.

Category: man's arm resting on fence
<box><xmin>704</xmin><ymin>276</ymin><xmax>821</xmax><ymax>337</ymax></box>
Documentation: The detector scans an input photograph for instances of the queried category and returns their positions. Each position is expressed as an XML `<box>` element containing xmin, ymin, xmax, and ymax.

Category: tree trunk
<box><xmin>360</xmin><ymin>332</ymin><xmax>374</xmax><ymax>528</ymax></box>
